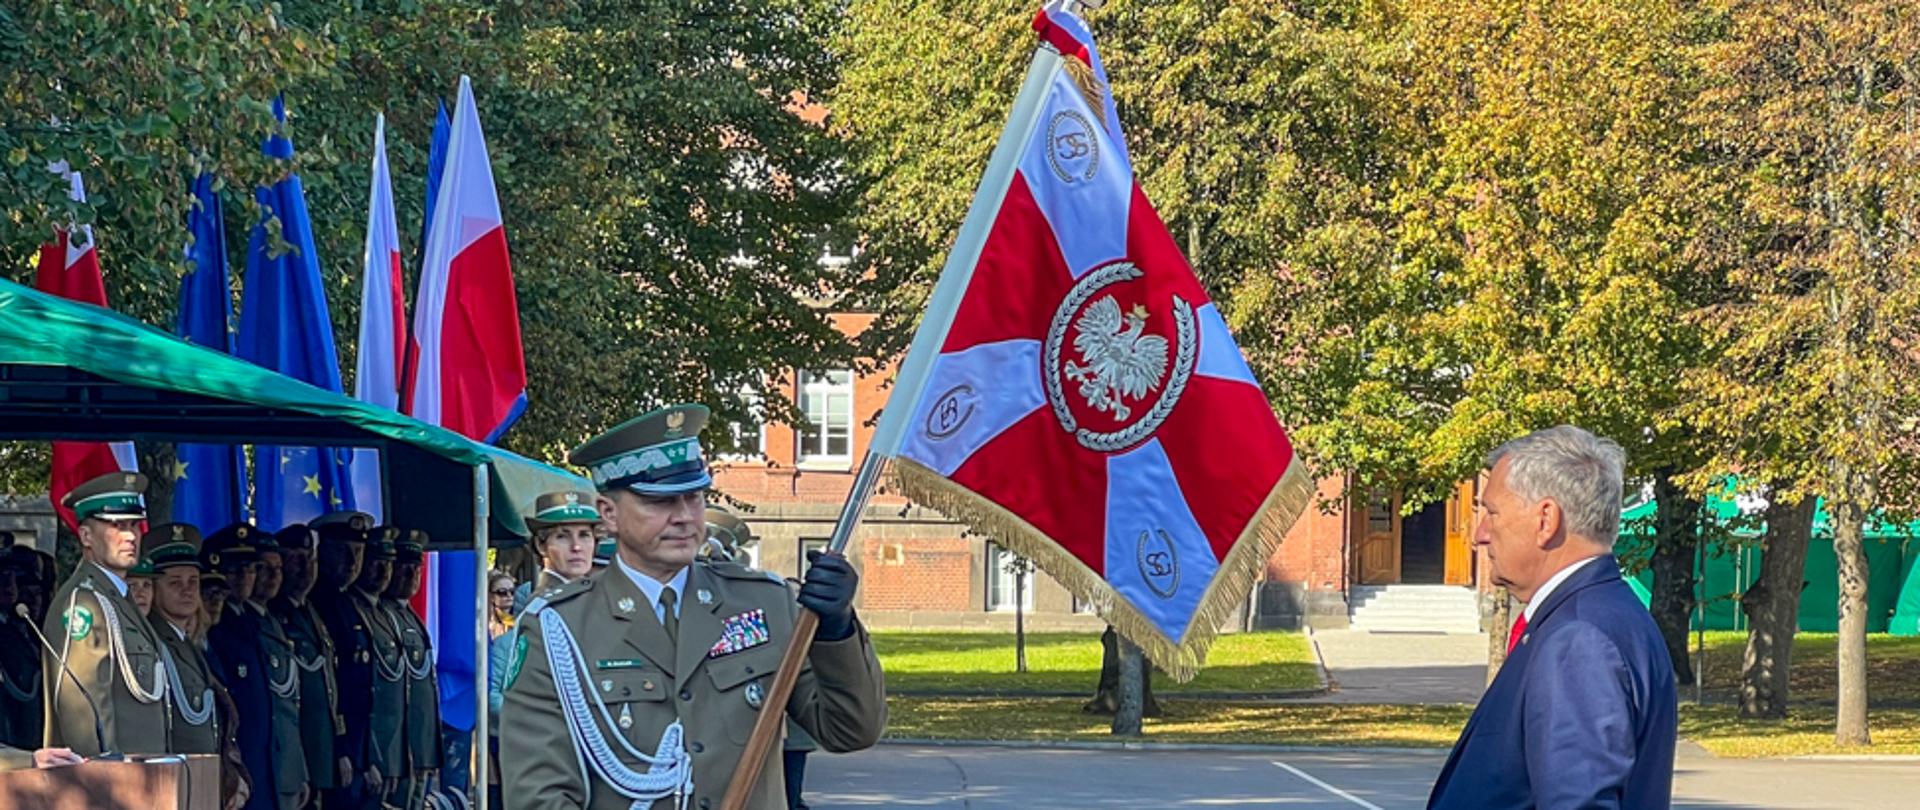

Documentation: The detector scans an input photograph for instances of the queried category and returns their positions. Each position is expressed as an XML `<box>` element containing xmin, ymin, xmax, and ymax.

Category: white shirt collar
<box><xmin>1523</xmin><ymin>554</ymin><xmax>1606</xmax><ymax>623</ymax></box>
<box><xmin>542</xmin><ymin>568</ymin><xmax>573</xmax><ymax>586</ymax></box>
<box><xmin>166</xmin><ymin>620</ymin><xmax>190</xmax><ymax>641</ymax></box>
<box><xmin>92</xmin><ymin>562</ymin><xmax>129</xmax><ymax>598</ymax></box>
<box><xmin>615</xmin><ymin>555</ymin><xmax>688</xmax><ymax>623</ymax></box>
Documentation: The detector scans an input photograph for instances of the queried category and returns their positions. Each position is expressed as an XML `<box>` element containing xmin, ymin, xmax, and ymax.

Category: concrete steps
<box><xmin>1348</xmin><ymin>584</ymin><xmax>1482</xmax><ymax>633</ymax></box>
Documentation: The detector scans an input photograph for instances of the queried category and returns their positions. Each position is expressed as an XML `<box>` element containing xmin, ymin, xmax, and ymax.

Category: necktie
<box><xmin>660</xmin><ymin>587</ymin><xmax>679</xmax><ymax>646</ymax></box>
<box><xmin>1507</xmin><ymin>614</ymin><xmax>1529</xmax><ymax>654</ymax></box>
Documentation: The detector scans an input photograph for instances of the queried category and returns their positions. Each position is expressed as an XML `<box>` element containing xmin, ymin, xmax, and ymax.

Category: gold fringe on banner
<box><xmin>888</xmin><ymin>456</ymin><xmax>1315</xmax><ymax>682</ymax></box>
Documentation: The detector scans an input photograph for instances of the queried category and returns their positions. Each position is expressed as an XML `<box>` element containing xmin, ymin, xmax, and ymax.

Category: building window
<box><xmin>1071</xmin><ymin>594</ymin><xmax>1097</xmax><ymax>615</ymax></box>
<box><xmin>797</xmin><ymin>370</ymin><xmax>854</xmax><ymax>465</ymax></box>
<box><xmin>798</xmin><ymin>538</ymin><xmax>828</xmax><ymax>579</ymax></box>
<box><xmin>986</xmin><ymin>543</ymin><xmax>1033</xmax><ymax>612</ymax></box>
<box><xmin>719</xmin><ymin>388</ymin><xmax>766</xmax><ymax>461</ymax></box>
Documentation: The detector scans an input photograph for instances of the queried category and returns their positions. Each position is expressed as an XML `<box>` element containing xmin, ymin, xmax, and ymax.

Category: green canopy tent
<box><xmin>0</xmin><ymin>277</ymin><xmax>587</xmax><ymax>803</ymax></box>
<box><xmin>1617</xmin><ymin>486</ymin><xmax>1920</xmax><ymax>634</ymax></box>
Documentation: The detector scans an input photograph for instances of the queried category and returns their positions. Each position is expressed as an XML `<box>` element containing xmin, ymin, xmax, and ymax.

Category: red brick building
<box><xmin>713</xmin><ymin>315</ymin><xmax>1490</xmax><ymax>633</ymax></box>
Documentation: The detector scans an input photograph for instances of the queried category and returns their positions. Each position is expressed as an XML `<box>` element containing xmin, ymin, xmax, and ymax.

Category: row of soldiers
<box><xmin>16</xmin><ymin>472</ymin><xmax>443</xmax><ymax>810</ymax></box>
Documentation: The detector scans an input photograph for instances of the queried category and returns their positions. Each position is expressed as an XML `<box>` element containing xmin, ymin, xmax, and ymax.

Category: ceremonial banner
<box><xmin>237</xmin><ymin>96</ymin><xmax>357</xmax><ymax>529</ymax></box>
<box><xmin>34</xmin><ymin>164</ymin><xmax>138</xmax><ymax>531</ymax></box>
<box><xmin>173</xmin><ymin>172</ymin><xmax>246</xmax><ymax>531</ymax></box>
<box><xmin>350</xmin><ymin>114</ymin><xmax>408</xmax><ymax>524</ymax></box>
<box><xmin>876</xmin><ymin>3</ymin><xmax>1309</xmax><ymax>678</ymax></box>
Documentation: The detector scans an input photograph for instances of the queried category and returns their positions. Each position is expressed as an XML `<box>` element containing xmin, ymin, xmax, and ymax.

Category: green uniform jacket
<box><xmin>272</xmin><ymin>596</ymin><xmax>341</xmax><ymax>790</ymax></box>
<box><xmin>42</xmin><ymin>561</ymin><xmax>170</xmax><ymax>756</ymax></box>
<box><xmin>155</xmin><ymin>621</ymin><xmax>221</xmax><ymax>755</ymax></box>
<box><xmin>357</xmin><ymin>589</ymin><xmax>407</xmax><ymax>782</ymax></box>
<box><xmin>252</xmin><ymin>602</ymin><xmax>307</xmax><ymax>808</ymax></box>
<box><xmin>386</xmin><ymin>598</ymin><xmax>442</xmax><ymax>810</ymax></box>
<box><xmin>500</xmin><ymin>559</ymin><xmax>886</xmax><ymax>810</ymax></box>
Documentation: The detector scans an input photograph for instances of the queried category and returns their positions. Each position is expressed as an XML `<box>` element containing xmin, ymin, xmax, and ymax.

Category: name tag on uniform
<box><xmin>708</xmin><ymin>609</ymin><xmax>771</xmax><ymax>659</ymax></box>
<box><xmin>595</xmin><ymin>659</ymin><xmax>649</xmax><ymax>670</ymax></box>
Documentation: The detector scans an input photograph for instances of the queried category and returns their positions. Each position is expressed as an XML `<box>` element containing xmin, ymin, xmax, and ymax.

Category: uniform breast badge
<box><xmin>707</xmin><ymin>609</ymin><xmax>771</xmax><ymax>658</ymax></box>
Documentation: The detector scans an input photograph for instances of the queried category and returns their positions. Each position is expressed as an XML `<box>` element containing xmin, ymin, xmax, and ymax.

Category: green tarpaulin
<box><xmin>0</xmin><ymin>277</ymin><xmax>587</xmax><ymax>543</ymax></box>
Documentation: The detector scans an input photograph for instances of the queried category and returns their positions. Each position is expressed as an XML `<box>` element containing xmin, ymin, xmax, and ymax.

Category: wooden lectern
<box><xmin>0</xmin><ymin>754</ymin><xmax>218</xmax><ymax>810</ymax></box>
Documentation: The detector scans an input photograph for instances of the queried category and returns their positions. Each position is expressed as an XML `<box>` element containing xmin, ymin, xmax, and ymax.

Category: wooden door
<box><xmin>1444</xmin><ymin>479</ymin><xmax>1475</xmax><ymax>585</ymax></box>
<box><xmin>1356</xmin><ymin>490</ymin><xmax>1401</xmax><ymax>584</ymax></box>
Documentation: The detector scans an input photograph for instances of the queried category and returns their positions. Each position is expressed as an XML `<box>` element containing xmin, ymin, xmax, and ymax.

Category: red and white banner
<box><xmin>351</xmin><ymin>114</ymin><xmax>407</xmax><ymax>524</ymax></box>
<box><xmin>34</xmin><ymin>164</ymin><xmax>138</xmax><ymax>530</ymax></box>
<box><xmin>876</xmin><ymin>4</ymin><xmax>1308</xmax><ymax>678</ymax></box>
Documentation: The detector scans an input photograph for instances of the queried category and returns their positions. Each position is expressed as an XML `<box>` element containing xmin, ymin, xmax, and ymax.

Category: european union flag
<box><xmin>237</xmin><ymin>96</ymin><xmax>356</xmax><ymax>529</ymax></box>
<box><xmin>172</xmin><ymin>172</ymin><xmax>247</xmax><ymax>531</ymax></box>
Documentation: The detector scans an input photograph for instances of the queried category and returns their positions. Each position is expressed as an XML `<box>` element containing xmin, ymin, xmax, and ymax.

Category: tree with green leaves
<box><xmin>3</xmin><ymin>0</ymin><xmax>884</xmax><ymax>488</ymax></box>
<box><xmin>1683</xmin><ymin>0</ymin><xmax>1920</xmax><ymax>744</ymax></box>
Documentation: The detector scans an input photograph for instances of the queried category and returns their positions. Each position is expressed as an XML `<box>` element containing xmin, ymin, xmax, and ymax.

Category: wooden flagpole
<box><xmin>719</xmin><ymin>33</ymin><xmax>1070</xmax><ymax>810</ymax></box>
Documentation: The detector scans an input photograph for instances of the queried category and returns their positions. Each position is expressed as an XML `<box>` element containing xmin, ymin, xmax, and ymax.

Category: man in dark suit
<box><xmin>1428</xmin><ymin>425</ymin><xmax>1677</xmax><ymax>810</ymax></box>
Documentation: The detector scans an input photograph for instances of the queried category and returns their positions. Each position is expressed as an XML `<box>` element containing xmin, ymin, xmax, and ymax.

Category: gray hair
<box><xmin>1485</xmin><ymin>425</ymin><xmax>1627</xmax><ymax>542</ymax></box>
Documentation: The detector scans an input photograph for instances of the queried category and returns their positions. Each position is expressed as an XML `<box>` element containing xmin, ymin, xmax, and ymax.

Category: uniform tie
<box><xmin>1507</xmin><ymin>614</ymin><xmax>1528</xmax><ymax>654</ymax></box>
<box><xmin>659</xmin><ymin>587</ymin><xmax>678</xmax><ymax>645</ymax></box>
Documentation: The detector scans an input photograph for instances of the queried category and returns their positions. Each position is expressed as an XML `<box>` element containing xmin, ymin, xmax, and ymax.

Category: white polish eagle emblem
<box><xmin>1065</xmin><ymin>296</ymin><xmax>1169</xmax><ymax>422</ymax></box>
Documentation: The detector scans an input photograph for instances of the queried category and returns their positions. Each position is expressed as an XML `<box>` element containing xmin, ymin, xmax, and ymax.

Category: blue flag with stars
<box><xmin>173</xmin><ymin>172</ymin><xmax>247</xmax><ymax>531</ymax></box>
<box><xmin>237</xmin><ymin>96</ymin><xmax>356</xmax><ymax>529</ymax></box>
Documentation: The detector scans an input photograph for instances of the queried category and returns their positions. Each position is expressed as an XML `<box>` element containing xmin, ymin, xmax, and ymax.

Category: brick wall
<box><xmin>860</xmin><ymin>536</ymin><xmax>972</xmax><ymax>612</ymax></box>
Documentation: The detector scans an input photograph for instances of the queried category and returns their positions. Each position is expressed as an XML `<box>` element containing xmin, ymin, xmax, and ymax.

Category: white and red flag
<box><xmin>406</xmin><ymin>76</ymin><xmax>526</xmax><ymax>735</ymax></box>
<box><xmin>874</xmin><ymin>4</ymin><xmax>1309</xmax><ymax>678</ymax></box>
<box><xmin>350</xmin><ymin>114</ymin><xmax>408</xmax><ymax>522</ymax></box>
<box><xmin>34</xmin><ymin>164</ymin><xmax>138</xmax><ymax>531</ymax></box>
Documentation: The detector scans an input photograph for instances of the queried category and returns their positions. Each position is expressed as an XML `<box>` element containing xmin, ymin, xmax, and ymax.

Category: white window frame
<box><xmin>986</xmin><ymin>543</ymin><xmax>1034</xmax><ymax>613</ymax></box>
<box><xmin>796</xmin><ymin>369</ymin><xmax>855</xmax><ymax>468</ymax></box>
<box><xmin>718</xmin><ymin>387</ymin><xmax>768</xmax><ymax>462</ymax></box>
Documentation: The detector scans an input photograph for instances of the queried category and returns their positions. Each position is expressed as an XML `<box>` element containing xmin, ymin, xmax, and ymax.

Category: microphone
<box><xmin>16</xmin><ymin>602</ymin><xmax>120</xmax><ymax>760</ymax></box>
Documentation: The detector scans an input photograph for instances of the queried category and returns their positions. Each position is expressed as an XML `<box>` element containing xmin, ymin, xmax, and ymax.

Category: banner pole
<box><xmin>719</xmin><ymin>39</ymin><xmax>1067</xmax><ymax>810</ymax></box>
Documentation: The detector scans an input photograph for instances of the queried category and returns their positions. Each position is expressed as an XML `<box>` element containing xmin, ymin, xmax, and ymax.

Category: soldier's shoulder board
<box><xmin>540</xmin><ymin>576</ymin><xmax>596</xmax><ymax>605</ymax></box>
<box><xmin>701</xmin><ymin>558</ymin><xmax>784</xmax><ymax>585</ymax></box>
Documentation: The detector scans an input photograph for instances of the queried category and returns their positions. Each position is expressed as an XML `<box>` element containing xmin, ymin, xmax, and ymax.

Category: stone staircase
<box><xmin>1348</xmin><ymin>584</ymin><xmax>1483</xmax><ymax>633</ymax></box>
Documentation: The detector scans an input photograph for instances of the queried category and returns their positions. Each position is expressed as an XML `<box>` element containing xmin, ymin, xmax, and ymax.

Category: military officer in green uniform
<box><xmin>271</xmin><ymin>522</ymin><xmax>345</xmax><ymax>806</ymax></box>
<box><xmin>249</xmin><ymin>530</ymin><xmax>309</xmax><ymax>809</ymax></box>
<box><xmin>43</xmin><ymin>472</ymin><xmax>173</xmax><ymax>757</ymax></box>
<box><xmin>502</xmin><ymin>405</ymin><xmax>886</xmax><ymax>810</ymax></box>
<box><xmin>513</xmin><ymin>490</ymin><xmax>601</xmax><ymax>611</ymax></box>
<box><xmin>360</xmin><ymin>528</ymin><xmax>406</xmax><ymax>806</ymax></box>
<box><xmin>143</xmin><ymin>523</ymin><xmax>226</xmax><ymax>756</ymax></box>
<box><xmin>127</xmin><ymin>552</ymin><xmax>157</xmax><ymax>616</ymax></box>
<box><xmin>383</xmin><ymin>530</ymin><xmax>441</xmax><ymax>809</ymax></box>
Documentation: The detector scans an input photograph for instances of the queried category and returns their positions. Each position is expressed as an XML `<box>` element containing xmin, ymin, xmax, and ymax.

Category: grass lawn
<box><xmin>884</xmin><ymin>697</ymin><xmax>1471</xmax><ymax>748</ymax></box>
<box><xmin>1695</xmin><ymin>632</ymin><xmax>1920</xmax><ymax>704</ymax></box>
<box><xmin>872</xmin><ymin>630</ymin><xmax>1321</xmax><ymax>694</ymax></box>
<box><xmin>1681</xmin><ymin>705</ymin><xmax>1920</xmax><ymax>757</ymax></box>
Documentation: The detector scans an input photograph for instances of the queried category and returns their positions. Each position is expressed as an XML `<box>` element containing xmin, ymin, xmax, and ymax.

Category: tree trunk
<box><xmin>1086</xmin><ymin>625</ymin><xmax>1161</xmax><ymax>716</ymax></box>
<box><xmin>1649</xmin><ymin>473</ymin><xmax>1701</xmax><ymax>685</ymax></box>
<box><xmin>1740</xmin><ymin>492</ymin><xmax>1816</xmax><ymax>718</ymax></box>
<box><xmin>1112</xmin><ymin>636</ymin><xmax>1144</xmax><ymax>736</ymax></box>
<box><xmin>1014</xmin><ymin>569</ymin><xmax>1028</xmax><ymax>674</ymax></box>
<box><xmin>1831</xmin><ymin>494</ymin><xmax>1872</xmax><ymax>746</ymax></box>
<box><xmin>1486</xmin><ymin>591</ymin><xmax>1513</xmax><ymax>685</ymax></box>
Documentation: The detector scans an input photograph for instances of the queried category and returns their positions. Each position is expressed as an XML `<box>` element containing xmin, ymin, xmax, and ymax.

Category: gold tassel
<box><xmin>888</xmin><ymin>458</ymin><xmax>1315</xmax><ymax>682</ymax></box>
<box><xmin>1061</xmin><ymin>57</ymin><xmax>1109</xmax><ymax>124</ymax></box>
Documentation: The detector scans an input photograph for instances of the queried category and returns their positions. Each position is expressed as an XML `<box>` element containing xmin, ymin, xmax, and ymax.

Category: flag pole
<box><xmin>718</xmin><ymin>36</ymin><xmax>1069</xmax><ymax>810</ymax></box>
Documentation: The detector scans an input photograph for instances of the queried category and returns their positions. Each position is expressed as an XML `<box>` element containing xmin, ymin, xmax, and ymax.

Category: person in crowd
<box><xmin>312</xmin><ymin>511</ymin><xmax>376</xmax><ymax>809</ymax></box>
<box><xmin>502</xmin><ymin>404</ymin><xmax>886</xmax><ymax>810</ymax></box>
<box><xmin>44</xmin><ymin>473</ymin><xmax>170</xmax><ymax>757</ymax></box>
<box><xmin>385</xmin><ymin>530</ymin><xmax>441</xmax><ymax>810</ymax></box>
<box><xmin>270</xmin><ymin>521</ymin><xmax>344</xmax><ymax>808</ymax></box>
<box><xmin>204</xmin><ymin>523</ymin><xmax>283</xmax><ymax>810</ymax></box>
<box><xmin>0</xmin><ymin>542</ymin><xmax>45</xmax><ymax>750</ymax></box>
<box><xmin>489</xmin><ymin>571</ymin><xmax>516</xmax><ymax>641</ymax></box>
<box><xmin>250</xmin><ymin>530</ymin><xmax>308</xmax><ymax>809</ymax></box>
<box><xmin>360</xmin><ymin>528</ymin><xmax>405</xmax><ymax>806</ymax></box>
<box><xmin>1426</xmin><ymin>426</ymin><xmax>1677</xmax><ymax>809</ymax></box>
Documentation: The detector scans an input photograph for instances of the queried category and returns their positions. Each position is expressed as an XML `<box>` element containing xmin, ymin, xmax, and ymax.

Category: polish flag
<box><xmin>407</xmin><ymin>77</ymin><xmax>527</xmax><ymax>735</ymax></box>
<box><xmin>350</xmin><ymin>115</ymin><xmax>408</xmax><ymax>522</ymax></box>
<box><xmin>35</xmin><ymin>164</ymin><xmax>138</xmax><ymax>530</ymax></box>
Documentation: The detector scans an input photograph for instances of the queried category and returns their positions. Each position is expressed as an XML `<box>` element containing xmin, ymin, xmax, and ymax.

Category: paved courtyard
<box><xmin>806</xmin><ymin>743</ymin><xmax>1920</xmax><ymax>809</ymax></box>
<box><xmin>1297</xmin><ymin>629</ymin><xmax>1491</xmax><ymax>705</ymax></box>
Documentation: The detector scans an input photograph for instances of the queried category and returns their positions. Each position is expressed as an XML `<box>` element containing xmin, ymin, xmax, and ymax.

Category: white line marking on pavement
<box><xmin>1271</xmin><ymin>761</ymin><xmax>1386</xmax><ymax>810</ymax></box>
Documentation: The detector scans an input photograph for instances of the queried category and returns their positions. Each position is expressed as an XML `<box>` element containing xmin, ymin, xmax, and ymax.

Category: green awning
<box><xmin>0</xmin><ymin>277</ymin><xmax>587</xmax><ymax>545</ymax></box>
<box><xmin>1620</xmin><ymin>481</ymin><xmax>1920</xmax><ymax>540</ymax></box>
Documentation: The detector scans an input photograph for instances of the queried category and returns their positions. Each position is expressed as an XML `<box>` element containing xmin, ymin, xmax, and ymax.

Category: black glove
<box><xmin>798</xmin><ymin>550</ymin><xmax>859</xmax><ymax>641</ymax></box>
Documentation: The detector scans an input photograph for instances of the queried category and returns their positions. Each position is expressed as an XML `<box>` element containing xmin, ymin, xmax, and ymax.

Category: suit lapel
<box><xmin>675</xmin><ymin>566</ymin><xmax>728</xmax><ymax>688</ymax></box>
<box><xmin>603</xmin><ymin>569</ymin><xmax>676</xmax><ymax>676</ymax></box>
